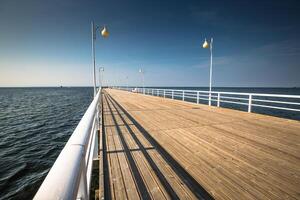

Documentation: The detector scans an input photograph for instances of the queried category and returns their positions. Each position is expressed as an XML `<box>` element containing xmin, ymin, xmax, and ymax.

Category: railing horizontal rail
<box><xmin>252</xmin><ymin>98</ymin><xmax>300</xmax><ymax>105</ymax></box>
<box><xmin>118</xmin><ymin>87</ymin><xmax>300</xmax><ymax>115</ymax></box>
<box><xmin>252</xmin><ymin>103</ymin><xmax>300</xmax><ymax>112</ymax></box>
<box><xmin>220</xmin><ymin>96</ymin><xmax>249</xmax><ymax>101</ymax></box>
<box><xmin>219</xmin><ymin>99</ymin><xmax>249</xmax><ymax>106</ymax></box>
<box><xmin>213</xmin><ymin>91</ymin><xmax>300</xmax><ymax>98</ymax></box>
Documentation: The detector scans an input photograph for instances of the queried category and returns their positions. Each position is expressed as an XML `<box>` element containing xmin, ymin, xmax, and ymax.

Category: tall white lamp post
<box><xmin>203</xmin><ymin>38</ymin><xmax>213</xmax><ymax>106</ymax></box>
<box><xmin>91</xmin><ymin>21</ymin><xmax>109</xmax><ymax>96</ymax></box>
<box><xmin>139</xmin><ymin>68</ymin><xmax>145</xmax><ymax>94</ymax></box>
<box><xmin>99</xmin><ymin>67</ymin><xmax>104</xmax><ymax>89</ymax></box>
<box><xmin>126</xmin><ymin>76</ymin><xmax>129</xmax><ymax>90</ymax></box>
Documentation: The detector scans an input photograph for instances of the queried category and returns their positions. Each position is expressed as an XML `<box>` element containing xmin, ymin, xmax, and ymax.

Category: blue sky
<box><xmin>0</xmin><ymin>0</ymin><xmax>299</xmax><ymax>87</ymax></box>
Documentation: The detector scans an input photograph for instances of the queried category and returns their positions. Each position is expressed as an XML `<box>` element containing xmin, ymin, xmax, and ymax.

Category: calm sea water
<box><xmin>0</xmin><ymin>87</ymin><xmax>299</xmax><ymax>199</ymax></box>
<box><xmin>0</xmin><ymin>87</ymin><xmax>93</xmax><ymax>199</ymax></box>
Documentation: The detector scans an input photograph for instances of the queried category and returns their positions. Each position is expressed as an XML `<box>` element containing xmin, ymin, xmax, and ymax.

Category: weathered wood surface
<box><xmin>101</xmin><ymin>88</ymin><xmax>300</xmax><ymax>200</ymax></box>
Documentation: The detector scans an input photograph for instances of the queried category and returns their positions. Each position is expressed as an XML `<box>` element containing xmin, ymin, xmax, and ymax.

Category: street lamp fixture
<box><xmin>101</xmin><ymin>26</ymin><xmax>109</xmax><ymax>37</ymax></box>
<box><xmin>202</xmin><ymin>38</ymin><xmax>213</xmax><ymax>106</ymax></box>
<box><xmin>91</xmin><ymin>21</ymin><xmax>109</xmax><ymax>96</ymax></box>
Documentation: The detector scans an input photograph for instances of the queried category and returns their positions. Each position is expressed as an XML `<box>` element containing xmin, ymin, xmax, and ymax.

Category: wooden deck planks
<box><xmin>101</xmin><ymin>91</ymin><xmax>200</xmax><ymax>200</ymax></box>
<box><xmin>108</xmin><ymin>96</ymin><xmax>198</xmax><ymax>200</ymax></box>
<box><xmin>103</xmin><ymin>88</ymin><xmax>300</xmax><ymax>200</ymax></box>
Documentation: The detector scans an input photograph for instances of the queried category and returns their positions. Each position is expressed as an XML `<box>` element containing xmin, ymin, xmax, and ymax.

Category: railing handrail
<box><xmin>131</xmin><ymin>87</ymin><xmax>300</xmax><ymax>98</ymax></box>
<box><xmin>34</xmin><ymin>90</ymin><xmax>101</xmax><ymax>200</ymax></box>
<box><xmin>117</xmin><ymin>87</ymin><xmax>300</xmax><ymax>114</ymax></box>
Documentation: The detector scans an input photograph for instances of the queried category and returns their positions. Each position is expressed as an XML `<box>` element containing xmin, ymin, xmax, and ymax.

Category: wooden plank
<box><xmin>104</xmin><ymin>100</ymin><xmax>127</xmax><ymax>199</ymax></box>
<box><xmin>111</xmin><ymin>123</ymin><xmax>140</xmax><ymax>199</ymax></box>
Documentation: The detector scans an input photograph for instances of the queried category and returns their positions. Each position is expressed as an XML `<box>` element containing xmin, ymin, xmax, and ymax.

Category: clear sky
<box><xmin>0</xmin><ymin>0</ymin><xmax>299</xmax><ymax>87</ymax></box>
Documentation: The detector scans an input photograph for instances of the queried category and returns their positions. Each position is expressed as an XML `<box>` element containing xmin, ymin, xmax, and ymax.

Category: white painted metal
<box><xmin>128</xmin><ymin>88</ymin><xmax>300</xmax><ymax>98</ymax></box>
<box><xmin>220</xmin><ymin>95</ymin><xmax>249</xmax><ymax>101</ymax></box>
<box><xmin>252</xmin><ymin>103</ymin><xmax>300</xmax><ymax>112</ymax></box>
<box><xmin>139</xmin><ymin>68</ymin><xmax>145</xmax><ymax>94</ymax></box>
<box><xmin>34</xmin><ymin>90</ymin><xmax>101</xmax><ymax>200</ymax></box>
<box><xmin>99</xmin><ymin>67</ymin><xmax>104</xmax><ymax>90</ymax></box>
<box><xmin>118</xmin><ymin>87</ymin><xmax>300</xmax><ymax>114</ymax></box>
<box><xmin>248</xmin><ymin>94</ymin><xmax>252</xmax><ymax>113</ymax></box>
<box><xmin>209</xmin><ymin>38</ymin><xmax>213</xmax><ymax>106</ymax></box>
<box><xmin>220</xmin><ymin>99</ymin><xmax>249</xmax><ymax>106</ymax></box>
<box><xmin>252</xmin><ymin>98</ymin><xmax>300</xmax><ymax>105</ymax></box>
<box><xmin>92</xmin><ymin>21</ymin><xmax>97</xmax><ymax>96</ymax></box>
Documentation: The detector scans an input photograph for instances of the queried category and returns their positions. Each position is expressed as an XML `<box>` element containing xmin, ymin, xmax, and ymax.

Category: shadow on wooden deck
<box><xmin>101</xmin><ymin>92</ymin><xmax>213</xmax><ymax>200</ymax></box>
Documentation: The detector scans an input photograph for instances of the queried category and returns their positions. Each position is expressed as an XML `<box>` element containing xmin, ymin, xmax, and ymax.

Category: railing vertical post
<box><xmin>248</xmin><ymin>94</ymin><xmax>252</xmax><ymax>113</ymax></box>
<box><xmin>217</xmin><ymin>93</ymin><xmax>220</xmax><ymax>107</ymax></box>
<box><xmin>183</xmin><ymin>91</ymin><xmax>185</xmax><ymax>101</ymax></box>
<box><xmin>172</xmin><ymin>90</ymin><xmax>174</xmax><ymax>99</ymax></box>
<box><xmin>164</xmin><ymin>90</ymin><xmax>166</xmax><ymax>98</ymax></box>
<box><xmin>197</xmin><ymin>91</ymin><xmax>199</xmax><ymax>104</ymax></box>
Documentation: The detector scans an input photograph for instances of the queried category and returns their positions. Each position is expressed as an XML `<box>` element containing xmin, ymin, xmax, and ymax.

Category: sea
<box><xmin>0</xmin><ymin>87</ymin><xmax>299</xmax><ymax>199</ymax></box>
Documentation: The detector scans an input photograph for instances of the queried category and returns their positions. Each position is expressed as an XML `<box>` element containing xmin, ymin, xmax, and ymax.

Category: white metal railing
<box><xmin>34</xmin><ymin>90</ymin><xmax>101</xmax><ymax>200</ymax></box>
<box><xmin>117</xmin><ymin>87</ymin><xmax>300</xmax><ymax>114</ymax></box>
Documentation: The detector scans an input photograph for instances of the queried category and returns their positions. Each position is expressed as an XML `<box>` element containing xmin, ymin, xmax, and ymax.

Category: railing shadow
<box><xmin>104</xmin><ymin>94</ymin><xmax>152</xmax><ymax>199</ymax></box>
<box><xmin>105</xmin><ymin>94</ymin><xmax>180</xmax><ymax>199</ymax></box>
<box><xmin>104</xmin><ymin>92</ymin><xmax>213</xmax><ymax>200</ymax></box>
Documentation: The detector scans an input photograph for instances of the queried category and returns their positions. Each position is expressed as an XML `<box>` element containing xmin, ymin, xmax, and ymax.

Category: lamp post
<box><xmin>139</xmin><ymin>68</ymin><xmax>144</xmax><ymax>94</ymax></box>
<box><xmin>99</xmin><ymin>67</ymin><xmax>104</xmax><ymax>89</ymax></box>
<box><xmin>126</xmin><ymin>76</ymin><xmax>129</xmax><ymax>90</ymax></box>
<box><xmin>203</xmin><ymin>38</ymin><xmax>213</xmax><ymax>106</ymax></box>
<box><xmin>91</xmin><ymin>21</ymin><xmax>109</xmax><ymax>97</ymax></box>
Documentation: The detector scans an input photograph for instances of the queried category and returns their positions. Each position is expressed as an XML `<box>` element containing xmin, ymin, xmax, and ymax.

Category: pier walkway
<box><xmin>99</xmin><ymin>89</ymin><xmax>300</xmax><ymax>200</ymax></box>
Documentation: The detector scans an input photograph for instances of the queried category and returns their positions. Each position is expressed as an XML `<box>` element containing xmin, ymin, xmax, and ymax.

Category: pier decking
<box><xmin>99</xmin><ymin>89</ymin><xmax>300</xmax><ymax>200</ymax></box>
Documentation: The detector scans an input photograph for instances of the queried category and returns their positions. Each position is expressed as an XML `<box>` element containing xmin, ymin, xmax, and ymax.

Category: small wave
<box><xmin>0</xmin><ymin>163</ymin><xmax>28</xmax><ymax>191</ymax></box>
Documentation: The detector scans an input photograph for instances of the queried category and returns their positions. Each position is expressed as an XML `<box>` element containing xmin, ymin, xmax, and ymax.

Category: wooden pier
<box><xmin>98</xmin><ymin>89</ymin><xmax>300</xmax><ymax>200</ymax></box>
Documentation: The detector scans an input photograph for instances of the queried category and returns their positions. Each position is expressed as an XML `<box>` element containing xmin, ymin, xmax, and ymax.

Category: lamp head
<box><xmin>202</xmin><ymin>38</ymin><xmax>209</xmax><ymax>48</ymax></box>
<box><xmin>101</xmin><ymin>26</ymin><xmax>109</xmax><ymax>38</ymax></box>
